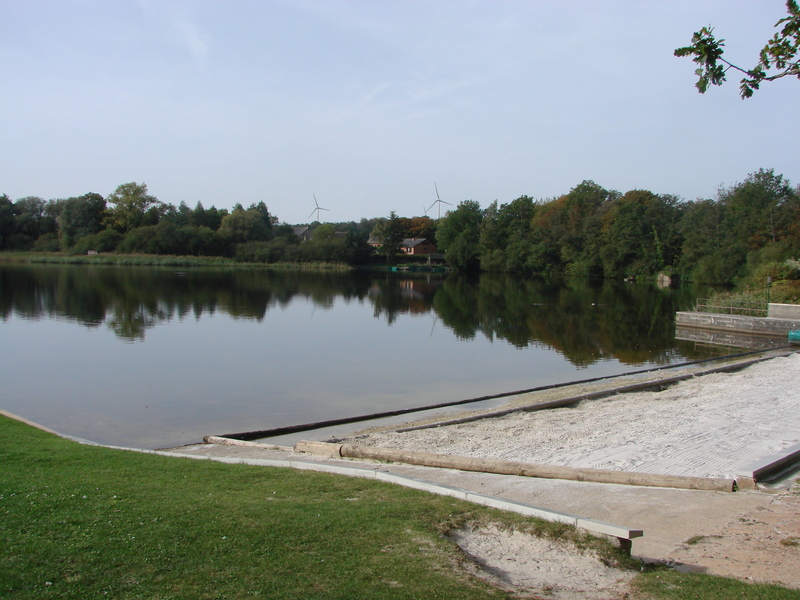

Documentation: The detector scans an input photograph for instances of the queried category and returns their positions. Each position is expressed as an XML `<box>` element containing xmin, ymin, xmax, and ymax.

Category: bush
<box><xmin>690</xmin><ymin>253</ymin><xmax>742</xmax><ymax>284</ymax></box>
<box><xmin>70</xmin><ymin>230</ymin><xmax>124</xmax><ymax>254</ymax></box>
<box><xmin>31</xmin><ymin>233</ymin><xmax>60</xmax><ymax>252</ymax></box>
<box><xmin>234</xmin><ymin>239</ymin><xmax>292</xmax><ymax>263</ymax></box>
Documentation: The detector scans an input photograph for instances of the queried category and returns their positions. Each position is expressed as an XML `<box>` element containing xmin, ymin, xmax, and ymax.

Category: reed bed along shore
<box><xmin>0</xmin><ymin>251</ymin><xmax>353</xmax><ymax>270</ymax></box>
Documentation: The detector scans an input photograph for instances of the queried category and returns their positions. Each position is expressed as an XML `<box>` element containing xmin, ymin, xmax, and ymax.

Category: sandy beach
<box><xmin>345</xmin><ymin>352</ymin><xmax>800</xmax><ymax>481</ymax></box>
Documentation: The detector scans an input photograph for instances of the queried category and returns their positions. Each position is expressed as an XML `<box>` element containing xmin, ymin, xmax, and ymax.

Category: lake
<box><xmin>1</xmin><ymin>263</ymin><xmax>729</xmax><ymax>449</ymax></box>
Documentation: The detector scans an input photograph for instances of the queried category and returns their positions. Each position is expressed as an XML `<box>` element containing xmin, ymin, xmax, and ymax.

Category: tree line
<box><xmin>435</xmin><ymin>169</ymin><xmax>800</xmax><ymax>284</ymax></box>
<box><xmin>0</xmin><ymin>182</ymin><xmax>374</xmax><ymax>265</ymax></box>
<box><xmin>2</xmin><ymin>169</ymin><xmax>799</xmax><ymax>284</ymax></box>
<box><xmin>0</xmin><ymin>182</ymin><xmax>442</xmax><ymax>267</ymax></box>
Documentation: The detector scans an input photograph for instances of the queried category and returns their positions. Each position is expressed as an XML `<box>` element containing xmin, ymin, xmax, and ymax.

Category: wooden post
<box><xmin>332</xmin><ymin>443</ymin><xmax>736</xmax><ymax>492</ymax></box>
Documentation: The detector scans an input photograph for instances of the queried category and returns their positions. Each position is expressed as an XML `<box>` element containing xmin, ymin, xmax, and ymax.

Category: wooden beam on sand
<box><xmin>294</xmin><ymin>441</ymin><xmax>737</xmax><ymax>492</ymax></box>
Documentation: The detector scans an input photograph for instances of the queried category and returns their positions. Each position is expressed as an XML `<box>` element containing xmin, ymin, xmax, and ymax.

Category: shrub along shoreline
<box><xmin>0</xmin><ymin>251</ymin><xmax>352</xmax><ymax>270</ymax></box>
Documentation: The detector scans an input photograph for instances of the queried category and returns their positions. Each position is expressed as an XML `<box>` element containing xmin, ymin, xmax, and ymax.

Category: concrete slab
<box><xmin>376</xmin><ymin>471</ymin><xmax>469</xmax><ymax>501</ymax></box>
<box><xmin>736</xmin><ymin>442</ymin><xmax>800</xmax><ymax>481</ymax></box>
<box><xmin>465</xmin><ymin>492</ymin><xmax>578</xmax><ymax>525</ymax></box>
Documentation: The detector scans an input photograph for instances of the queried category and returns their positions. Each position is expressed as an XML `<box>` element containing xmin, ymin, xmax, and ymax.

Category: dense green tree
<box><xmin>720</xmin><ymin>168</ymin><xmax>797</xmax><ymax>248</ymax></box>
<box><xmin>58</xmin><ymin>193</ymin><xmax>106</xmax><ymax>249</ymax></box>
<box><xmin>163</xmin><ymin>201</ymin><xmax>193</xmax><ymax>227</ymax></box>
<box><xmin>436</xmin><ymin>200</ymin><xmax>483</xmax><ymax>271</ymax></box>
<box><xmin>677</xmin><ymin>199</ymin><xmax>726</xmax><ymax>282</ymax></box>
<box><xmin>0</xmin><ymin>194</ymin><xmax>15</xmax><ymax>249</ymax></box>
<box><xmin>370</xmin><ymin>211</ymin><xmax>404</xmax><ymax>262</ymax></box>
<box><xmin>527</xmin><ymin>197</ymin><xmax>569</xmax><ymax>274</ymax></box>
<box><xmin>559</xmin><ymin>181</ymin><xmax>616</xmax><ymax>276</ymax></box>
<box><xmin>675</xmin><ymin>0</ymin><xmax>800</xmax><ymax>97</ymax></box>
<box><xmin>182</xmin><ymin>201</ymin><xmax>225</xmax><ymax>229</ymax></box>
<box><xmin>479</xmin><ymin>196</ymin><xmax>537</xmax><ymax>272</ymax></box>
<box><xmin>599</xmin><ymin>190</ymin><xmax>683</xmax><ymax>278</ymax></box>
<box><xmin>712</xmin><ymin>168</ymin><xmax>800</xmax><ymax>281</ymax></box>
<box><xmin>249</xmin><ymin>201</ymin><xmax>277</xmax><ymax>228</ymax></box>
<box><xmin>311</xmin><ymin>223</ymin><xmax>337</xmax><ymax>241</ymax></box>
<box><xmin>217</xmin><ymin>207</ymin><xmax>273</xmax><ymax>244</ymax></box>
<box><xmin>104</xmin><ymin>182</ymin><xmax>163</xmax><ymax>233</ymax></box>
<box><xmin>118</xmin><ymin>223</ymin><xmax>163</xmax><ymax>254</ymax></box>
<box><xmin>182</xmin><ymin>225</ymin><xmax>224</xmax><ymax>256</ymax></box>
<box><xmin>7</xmin><ymin>196</ymin><xmax>63</xmax><ymax>249</ymax></box>
<box><xmin>9</xmin><ymin>197</ymin><xmax>46</xmax><ymax>249</ymax></box>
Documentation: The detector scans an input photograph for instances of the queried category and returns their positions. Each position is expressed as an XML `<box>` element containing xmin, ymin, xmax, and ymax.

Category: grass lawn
<box><xmin>0</xmin><ymin>415</ymin><xmax>618</xmax><ymax>599</ymax></box>
<box><xmin>2</xmin><ymin>415</ymin><xmax>798</xmax><ymax>599</ymax></box>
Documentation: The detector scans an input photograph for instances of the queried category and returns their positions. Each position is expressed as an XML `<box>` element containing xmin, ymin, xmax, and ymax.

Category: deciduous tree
<box><xmin>436</xmin><ymin>200</ymin><xmax>483</xmax><ymax>271</ymax></box>
<box><xmin>104</xmin><ymin>182</ymin><xmax>163</xmax><ymax>232</ymax></box>
<box><xmin>58</xmin><ymin>193</ymin><xmax>106</xmax><ymax>249</ymax></box>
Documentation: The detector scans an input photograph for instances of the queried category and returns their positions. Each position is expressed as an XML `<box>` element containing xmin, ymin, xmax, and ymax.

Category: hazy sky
<box><xmin>1</xmin><ymin>1</ymin><xmax>797</xmax><ymax>224</ymax></box>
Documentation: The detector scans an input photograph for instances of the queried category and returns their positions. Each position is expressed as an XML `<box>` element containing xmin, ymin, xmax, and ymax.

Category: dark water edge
<box><xmin>1</xmin><ymin>264</ymin><xmax>733</xmax><ymax>448</ymax></box>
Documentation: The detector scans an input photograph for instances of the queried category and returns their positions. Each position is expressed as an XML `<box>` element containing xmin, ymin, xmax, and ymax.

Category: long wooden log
<box><xmin>335</xmin><ymin>443</ymin><xmax>736</xmax><ymax>492</ymax></box>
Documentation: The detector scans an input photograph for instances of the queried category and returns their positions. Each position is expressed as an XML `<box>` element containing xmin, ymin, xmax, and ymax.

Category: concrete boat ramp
<box><xmin>5</xmin><ymin>347</ymin><xmax>800</xmax><ymax>585</ymax></box>
<box><xmin>159</xmin><ymin>348</ymin><xmax>800</xmax><ymax>571</ymax></box>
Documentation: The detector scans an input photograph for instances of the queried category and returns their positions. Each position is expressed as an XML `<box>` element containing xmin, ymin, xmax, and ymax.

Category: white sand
<box><xmin>451</xmin><ymin>524</ymin><xmax>634</xmax><ymax>600</ymax></box>
<box><xmin>349</xmin><ymin>354</ymin><xmax>800</xmax><ymax>480</ymax></box>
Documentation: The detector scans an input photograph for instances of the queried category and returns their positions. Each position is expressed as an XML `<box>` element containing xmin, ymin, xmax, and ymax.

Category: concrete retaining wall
<box><xmin>676</xmin><ymin>311</ymin><xmax>800</xmax><ymax>337</ymax></box>
<box><xmin>768</xmin><ymin>303</ymin><xmax>800</xmax><ymax>320</ymax></box>
<box><xmin>674</xmin><ymin>326</ymin><xmax>788</xmax><ymax>350</ymax></box>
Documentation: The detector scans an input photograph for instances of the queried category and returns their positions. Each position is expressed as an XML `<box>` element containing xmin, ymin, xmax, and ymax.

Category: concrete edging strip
<box><xmin>176</xmin><ymin>447</ymin><xmax>644</xmax><ymax>541</ymax></box>
<box><xmin>736</xmin><ymin>442</ymin><xmax>800</xmax><ymax>483</ymax></box>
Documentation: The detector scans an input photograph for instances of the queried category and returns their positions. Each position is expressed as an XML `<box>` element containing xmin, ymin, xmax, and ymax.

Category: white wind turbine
<box><xmin>428</xmin><ymin>182</ymin><xmax>452</xmax><ymax>219</ymax></box>
<box><xmin>308</xmin><ymin>194</ymin><xmax>330</xmax><ymax>222</ymax></box>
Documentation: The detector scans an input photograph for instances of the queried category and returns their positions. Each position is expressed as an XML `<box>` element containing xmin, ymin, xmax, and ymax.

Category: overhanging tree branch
<box><xmin>674</xmin><ymin>0</ymin><xmax>800</xmax><ymax>98</ymax></box>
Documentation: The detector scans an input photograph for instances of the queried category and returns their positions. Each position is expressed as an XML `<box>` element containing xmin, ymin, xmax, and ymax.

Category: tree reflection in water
<box><xmin>1</xmin><ymin>264</ymin><xmax>713</xmax><ymax>366</ymax></box>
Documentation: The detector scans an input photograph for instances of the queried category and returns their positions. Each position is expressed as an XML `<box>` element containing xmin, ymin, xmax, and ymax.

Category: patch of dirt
<box><xmin>450</xmin><ymin>524</ymin><xmax>635</xmax><ymax>600</ymax></box>
<box><xmin>666</xmin><ymin>486</ymin><xmax>800</xmax><ymax>589</ymax></box>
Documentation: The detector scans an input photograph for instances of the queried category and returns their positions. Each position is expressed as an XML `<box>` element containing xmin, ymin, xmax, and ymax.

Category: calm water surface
<box><xmin>1</xmin><ymin>264</ymin><xmax>727</xmax><ymax>448</ymax></box>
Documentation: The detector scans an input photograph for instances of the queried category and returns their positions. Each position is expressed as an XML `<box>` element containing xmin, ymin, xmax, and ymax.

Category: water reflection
<box><xmin>3</xmin><ymin>263</ymin><xmax>736</xmax><ymax>448</ymax></box>
<box><xmin>2</xmin><ymin>263</ymin><xmax>705</xmax><ymax>366</ymax></box>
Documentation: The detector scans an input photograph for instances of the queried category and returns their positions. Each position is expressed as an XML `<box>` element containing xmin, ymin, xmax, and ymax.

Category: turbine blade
<box><xmin>434</xmin><ymin>182</ymin><xmax>441</xmax><ymax>200</ymax></box>
<box><xmin>313</xmin><ymin>194</ymin><xmax>320</xmax><ymax>208</ymax></box>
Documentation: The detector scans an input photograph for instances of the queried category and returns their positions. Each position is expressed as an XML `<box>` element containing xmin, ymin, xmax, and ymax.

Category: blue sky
<box><xmin>1</xmin><ymin>0</ymin><xmax>797</xmax><ymax>224</ymax></box>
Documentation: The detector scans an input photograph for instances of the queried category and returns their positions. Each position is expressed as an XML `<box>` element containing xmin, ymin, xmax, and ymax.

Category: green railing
<box><xmin>694</xmin><ymin>298</ymin><xmax>768</xmax><ymax>317</ymax></box>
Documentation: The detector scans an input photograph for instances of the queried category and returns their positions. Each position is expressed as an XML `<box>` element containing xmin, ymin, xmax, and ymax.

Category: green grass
<box><xmin>0</xmin><ymin>416</ymin><xmax>628</xmax><ymax>600</ymax></box>
<box><xmin>630</xmin><ymin>570</ymin><xmax>800</xmax><ymax>600</ymax></box>
<box><xmin>3</xmin><ymin>415</ymin><xmax>798</xmax><ymax>600</ymax></box>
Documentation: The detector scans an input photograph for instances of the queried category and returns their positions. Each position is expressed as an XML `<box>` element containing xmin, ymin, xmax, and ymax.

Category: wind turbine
<box><xmin>428</xmin><ymin>182</ymin><xmax>452</xmax><ymax>219</ymax></box>
<box><xmin>308</xmin><ymin>194</ymin><xmax>330</xmax><ymax>222</ymax></box>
